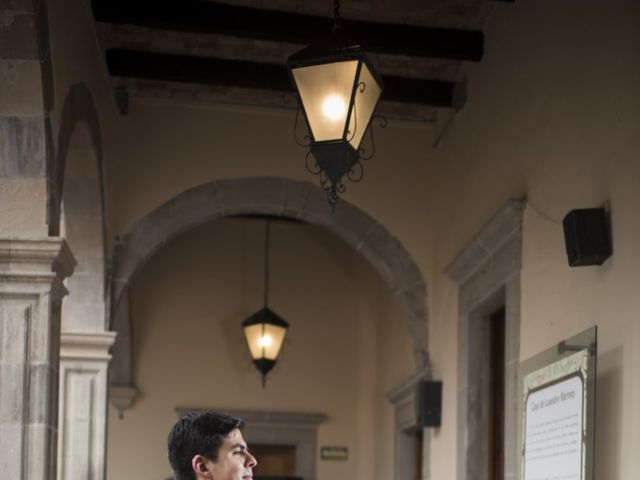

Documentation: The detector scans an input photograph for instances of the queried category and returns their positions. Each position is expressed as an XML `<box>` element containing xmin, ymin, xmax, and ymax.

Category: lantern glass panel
<box><xmin>292</xmin><ymin>60</ymin><xmax>358</xmax><ymax>142</ymax></box>
<box><xmin>243</xmin><ymin>324</ymin><xmax>264</xmax><ymax>359</ymax></box>
<box><xmin>347</xmin><ymin>62</ymin><xmax>382</xmax><ymax>149</ymax></box>
<box><xmin>243</xmin><ymin>323</ymin><xmax>288</xmax><ymax>360</ymax></box>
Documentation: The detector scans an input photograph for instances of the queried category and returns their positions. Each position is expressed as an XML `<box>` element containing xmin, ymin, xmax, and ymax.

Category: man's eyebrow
<box><xmin>231</xmin><ymin>444</ymin><xmax>247</xmax><ymax>450</ymax></box>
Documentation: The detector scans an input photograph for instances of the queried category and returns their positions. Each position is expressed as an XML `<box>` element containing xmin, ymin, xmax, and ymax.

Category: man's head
<box><xmin>168</xmin><ymin>411</ymin><xmax>257</xmax><ymax>480</ymax></box>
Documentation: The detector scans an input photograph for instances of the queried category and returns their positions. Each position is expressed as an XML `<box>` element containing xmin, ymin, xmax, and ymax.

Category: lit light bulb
<box><xmin>258</xmin><ymin>335</ymin><xmax>273</xmax><ymax>347</ymax></box>
<box><xmin>322</xmin><ymin>95</ymin><xmax>346</xmax><ymax>121</ymax></box>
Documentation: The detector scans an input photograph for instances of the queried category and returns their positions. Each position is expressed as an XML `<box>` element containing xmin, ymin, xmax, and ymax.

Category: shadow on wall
<box><xmin>595</xmin><ymin>345</ymin><xmax>622</xmax><ymax>479</ymax></box>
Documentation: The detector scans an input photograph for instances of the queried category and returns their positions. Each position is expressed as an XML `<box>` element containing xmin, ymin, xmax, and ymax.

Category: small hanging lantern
<box><xmin>242</xmin><ymin>220</ymin><xmax>289</xmax><ymax>386</ymax></box>
<box><xmin>287</xmin><ymin>0</ymin><xmax>384</xmax><ymax>206</ymax></box>
<box><xmin>242</xmin><ymin>307</ymin><xmax>289</xmax><ymax>386</ymax></box>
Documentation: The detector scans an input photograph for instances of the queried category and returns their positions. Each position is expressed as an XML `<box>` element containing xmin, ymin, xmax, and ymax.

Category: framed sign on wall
<box><xmin>518</xmin><ymin>326</ymin><xmax>597</xmax><ymax>480</ymax></box>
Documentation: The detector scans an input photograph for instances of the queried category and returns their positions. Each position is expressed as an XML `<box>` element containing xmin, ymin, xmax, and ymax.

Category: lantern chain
<box><xmin>263</xmin><ymin>219</ymin><xmax>270</xmax><ymax>307</ymax></box>
<box><xmin>333</xmin><ymin>0</ymin><xmax>341</xmax><ymax>31</ymax></box>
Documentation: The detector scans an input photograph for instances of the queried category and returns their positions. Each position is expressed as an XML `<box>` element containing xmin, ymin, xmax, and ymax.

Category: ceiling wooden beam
<box><xmin>106</xmin><ymin>49</ymin><xmax>463</xmax><ymax>108</ymax></box>
<box><xmin>93</xmin><ymin>0</ymin><xmax>483</xmax><ymax>62</ymax></box>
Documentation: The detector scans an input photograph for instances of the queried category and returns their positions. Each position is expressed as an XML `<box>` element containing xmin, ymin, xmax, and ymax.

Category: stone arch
<box><xmin>56</xmin><ymin>84</ymin><xmax>115</xmax><ymax>480</ymax></box>
<box><xmin>55</xmin><ymin>82</ymin><xmax>108</xmax><ymax>329</ymax></box>
<box><xmin>50</xmin><ymin>82</ymin><xmax>105</xmax><ymax>238</ymax></box>
<box><xmin>60</xmin><ymin>121</ymin><xmax>107</xmax><ymax>330</ymax></box>
<box><xmin>109</xmin><ymin>178</ymin><xmax>428</xmax><ymax>407</ymax></box>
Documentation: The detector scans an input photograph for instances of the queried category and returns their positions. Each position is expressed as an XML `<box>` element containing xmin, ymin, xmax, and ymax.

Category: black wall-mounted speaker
<box><xmin>416</xmin><ymin>380</ymin><xmax>442</xmax><ymax>427</ymax></box>
<box><xmin>562</xmin><ymin>208</ymin><xmax>612</xmax><ymax>267</ymax></box>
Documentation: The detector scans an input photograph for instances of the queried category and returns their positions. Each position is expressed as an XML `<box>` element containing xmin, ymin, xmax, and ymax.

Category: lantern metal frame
<box><xmin>286</xmin><ymin>0</ymin><xmax>385</xmax><ymax>207</ymax></box>
<box><xmin>242</xmin><ymin>306</ymin><xmax>289</xmax><ymax>386</ymax></box>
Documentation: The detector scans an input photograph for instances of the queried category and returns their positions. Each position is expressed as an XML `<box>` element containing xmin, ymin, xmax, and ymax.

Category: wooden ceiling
<box><xmin>93</xmin><ymin>0</ymin><xmax>514</xmax><ymax>121</ymax></box>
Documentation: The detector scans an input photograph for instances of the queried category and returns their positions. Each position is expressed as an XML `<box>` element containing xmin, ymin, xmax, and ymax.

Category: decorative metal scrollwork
<box><xmin>347</xmin><ymin>160</ymin><xmax>364</xmax><ymax>183</ymax></box>
<box><xmin>294</xmin><ymin>105</ymin><xmax>312</xmax><ymax>147</ymax></box>
<box><xmin>304</xmin><ymin>150</ymin><xmax>321</xmax><ymax>176</ymax></box>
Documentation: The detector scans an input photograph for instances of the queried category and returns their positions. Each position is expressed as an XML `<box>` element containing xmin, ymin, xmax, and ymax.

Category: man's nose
<box><xmin>246</xmin><ymin>453</ymin><xmax>257</xmax><ymax>468</ymax></box>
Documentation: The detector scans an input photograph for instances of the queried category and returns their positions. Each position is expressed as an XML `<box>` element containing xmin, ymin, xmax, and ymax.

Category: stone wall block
<box><xmin>445</xmin><ymin>239</ymin><xmax>490</xmax><ymax>284</ymax></box>
<box><xmin>27</xmin><ymin>363</ymin><xmax>55</xmax><ymax>424</ymax></box>
<box><xmin>396</xmin><ymin>282</ymin><xmax>427</xmax><ymax>321</ymax></box>
<box><xmin>30</xmin><ymin>294</ymin><xmax>55</xmax><ymax>363</ymax></box>
<box><xmin>302</xmin><ymin>189</ymin><xmax>379</xmax><ymax>250</ymax></box>
<box><xmin>0</xmin><ymin>178</ymin><xmax>48</xmax><ymax>236</ymax></box>
<box><xmin>216</xmin><ymin>177</ymin><xmax>286</xmax><ymax>216</ymax></box>
<box><xmin>70</xmin><ymin>256</ymin><xmax>103</xmax><ymax>275</ymax></box>
<box><xmin>61</xmin><ymin>302</ymin><xmax>105</xmax><ymax>331</ymax></box>
<box><xmin>118</xmin><ymin>213</ymin><xmax>173</xmax><ymax>283</ymax></box>
<box><xmin>475</xmin><ymin>200</ymin><xmax>524</xmax><ymax>251</ymax></box>
<box><xmin>64</xmin><ymin>213</ymin><xmax>104</xmax><ymax>256</ymax></box>
<box><xmin>297</xmin><ymin>184</ymin><xmax>339</xmax><ymax>227</ymax></box>
<box><xmin>446</xmin><ymin>200</ymin><xmax>524</xmax><ymax>285</ymax></box>
<box><xmin>65</xmin><ymin>273</ymin><xmax>104</xmax><ymax>305</ymax></box>
<box><xmin>280</xmin><ymin>179</ymin><xmax>309</xmax><ymax>218</ymax></box>
<box><xmin>126</xmin><ymin>215</ymin><xmax>164</xmax><ymax>257</ymax></box>
<box><xmin>0</xmin><ymin>115</ymin><xmax>46</xmax><ymax>177</ymax></box>
<box><xmin>458</xmin><ymin>232</ymin><xmax>522</xmax><ymax>316</ymax></box>
<box><xmin>26</xmin><ymin>422</ymin><xmax>54</xmax><ymax>479</ymax></box>
<box><xmin>0</xmin><ymin>12</ymin><xmax>39</xmax><ymax>59</ymax></box>
<box><xmin>491</xmin><ymin>233</ymin><xmax>522</xmax><ymax>282</ymax></box>
<box><xmin>164</xmin><ymin>182</ymin><xmax>220</xmax><ymax>230</ymax></box>
<box><xmin>358</xmin><ymin>223</ymin><xmax>423</xmax><ymax>291</ymax></box>
<box><xmin>504</xmin><ymin>278</ymin><xmax>521</xmax><ymax>365</ymax></box>
<box><xmin>0</xmin><ymin>423</ymin><xmax>23</xmax><ymax>477</ymax></box>
<box><xmin>0</xmin><ymin>300</ymin><xmax>28</xmax><ymax>360</ymax></box>
<box><xmin>0</xmin><ymin>60</ymin><xmax>43</xmax><ymax>115</ymax></box>
<box><xmin>406</xmin><ymin>314</ymin><xmax>427</xmax><ymax>353</ymax></box>
<box><xmin>0</xmin><ymin>363</ymin><xmax>26</xmax><ymax>421</ymax></box>
<box><xmin>458</xmin><ymin>265</ymin><xmax>491</xmax><ymax>316</ymax></box>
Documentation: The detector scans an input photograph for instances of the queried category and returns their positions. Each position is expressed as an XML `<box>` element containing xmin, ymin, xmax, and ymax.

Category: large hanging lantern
<box><xmin>287</xmin><ymin>0</ymin><xmax>384</xmax><ymax>206</ymax></box>
<box><xmin>242</xmin><ymin>220</ymin><xmax>289</xmax><ymax>386</ymax></box>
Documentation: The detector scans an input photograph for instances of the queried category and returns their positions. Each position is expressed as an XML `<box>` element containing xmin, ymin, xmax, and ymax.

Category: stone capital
<box><xmin>0</xmin><ymin>236</ymin><xmax>76</xmax><ymax>277</ymax></box>
<box><xmin>60</xmin><ymin>330</ymin><xmax>117</xmax><ymax>361</ymax></box>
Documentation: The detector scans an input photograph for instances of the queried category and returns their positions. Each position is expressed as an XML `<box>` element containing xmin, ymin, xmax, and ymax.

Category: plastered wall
<box><xmin>424</xmin><ymin>0</ymin><xmax>640</xmax><ymax>478</ymax></box>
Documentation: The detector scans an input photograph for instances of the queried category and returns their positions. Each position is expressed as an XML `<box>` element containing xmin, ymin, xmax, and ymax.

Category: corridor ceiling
<box><xmin>92</xmin><ymin>0</ymin><xmax>514</xmax><ymax>122</ymax></box>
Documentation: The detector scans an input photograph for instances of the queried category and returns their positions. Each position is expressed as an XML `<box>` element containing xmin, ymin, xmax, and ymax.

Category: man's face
<box><xmin>199</xmin><ymin>429</ymin><xmax>257</xmax><ymax>480</ymax></box>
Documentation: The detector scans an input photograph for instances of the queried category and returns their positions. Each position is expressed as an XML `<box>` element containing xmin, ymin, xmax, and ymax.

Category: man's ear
<box><xmin>192</xmin><ymin>455</ymin><xmax>211</xmax><ymax>479</ymax></box>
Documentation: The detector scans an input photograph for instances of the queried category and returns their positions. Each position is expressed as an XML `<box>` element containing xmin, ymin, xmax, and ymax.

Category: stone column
<box><xmin>0</xmin><ymin>238</ymin><xmax>75</xmax><ymax>480</ymax></box>
<box><xmin>108</xmin><ymin>289</ymin><xmax>138</xmax><ymax>416</ymax></box>
<box><xmin>57</xmin><ymin>331</ymin><xmax>116</xmax><ymax>480</ymax></box>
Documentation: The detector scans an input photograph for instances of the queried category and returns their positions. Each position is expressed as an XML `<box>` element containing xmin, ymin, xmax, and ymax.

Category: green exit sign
<box><xmin>320</xmin><ymin>446</ymin><xmax>348</xmax><ymax>461</ymax></box>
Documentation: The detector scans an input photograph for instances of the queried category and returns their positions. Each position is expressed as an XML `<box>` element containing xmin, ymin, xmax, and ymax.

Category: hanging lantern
<box><xmin>286</xmin><ymin>0</ymin><xmax>384</xmax><ymax>206</ymax></box>
<box><xmin>242</xmin><ymin>220</ymin><xmax>289</xmax><ymax>386</ymax></box>
<box><xmin>242</xmin><ymin>307</ymin><xmax>289</xmax><ymax>385</ymax></box>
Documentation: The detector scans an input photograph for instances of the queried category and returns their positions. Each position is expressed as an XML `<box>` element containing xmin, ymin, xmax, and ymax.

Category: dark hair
<box><xmin>167</xmin><ymin>411</ymin><xmax>245</xmax><ymax>480</ymax></box>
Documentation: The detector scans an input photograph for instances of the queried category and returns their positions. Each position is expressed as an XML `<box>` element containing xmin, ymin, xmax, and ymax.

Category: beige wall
<box><xmin>106</xmin><ymin>218</ymin><xmax>414</xmax><ymax>480</ymax></box>
<box><xmin>425</xmin><ymin>0</ymin><xmax>640</xmax><ymax>478</ymax></box>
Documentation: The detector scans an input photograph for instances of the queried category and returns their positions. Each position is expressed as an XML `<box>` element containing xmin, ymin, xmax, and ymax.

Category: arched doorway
<box><xmin>109</xmin><ymin>177</ymin><xmax>430</xmax><ymax>415</ymax></box>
